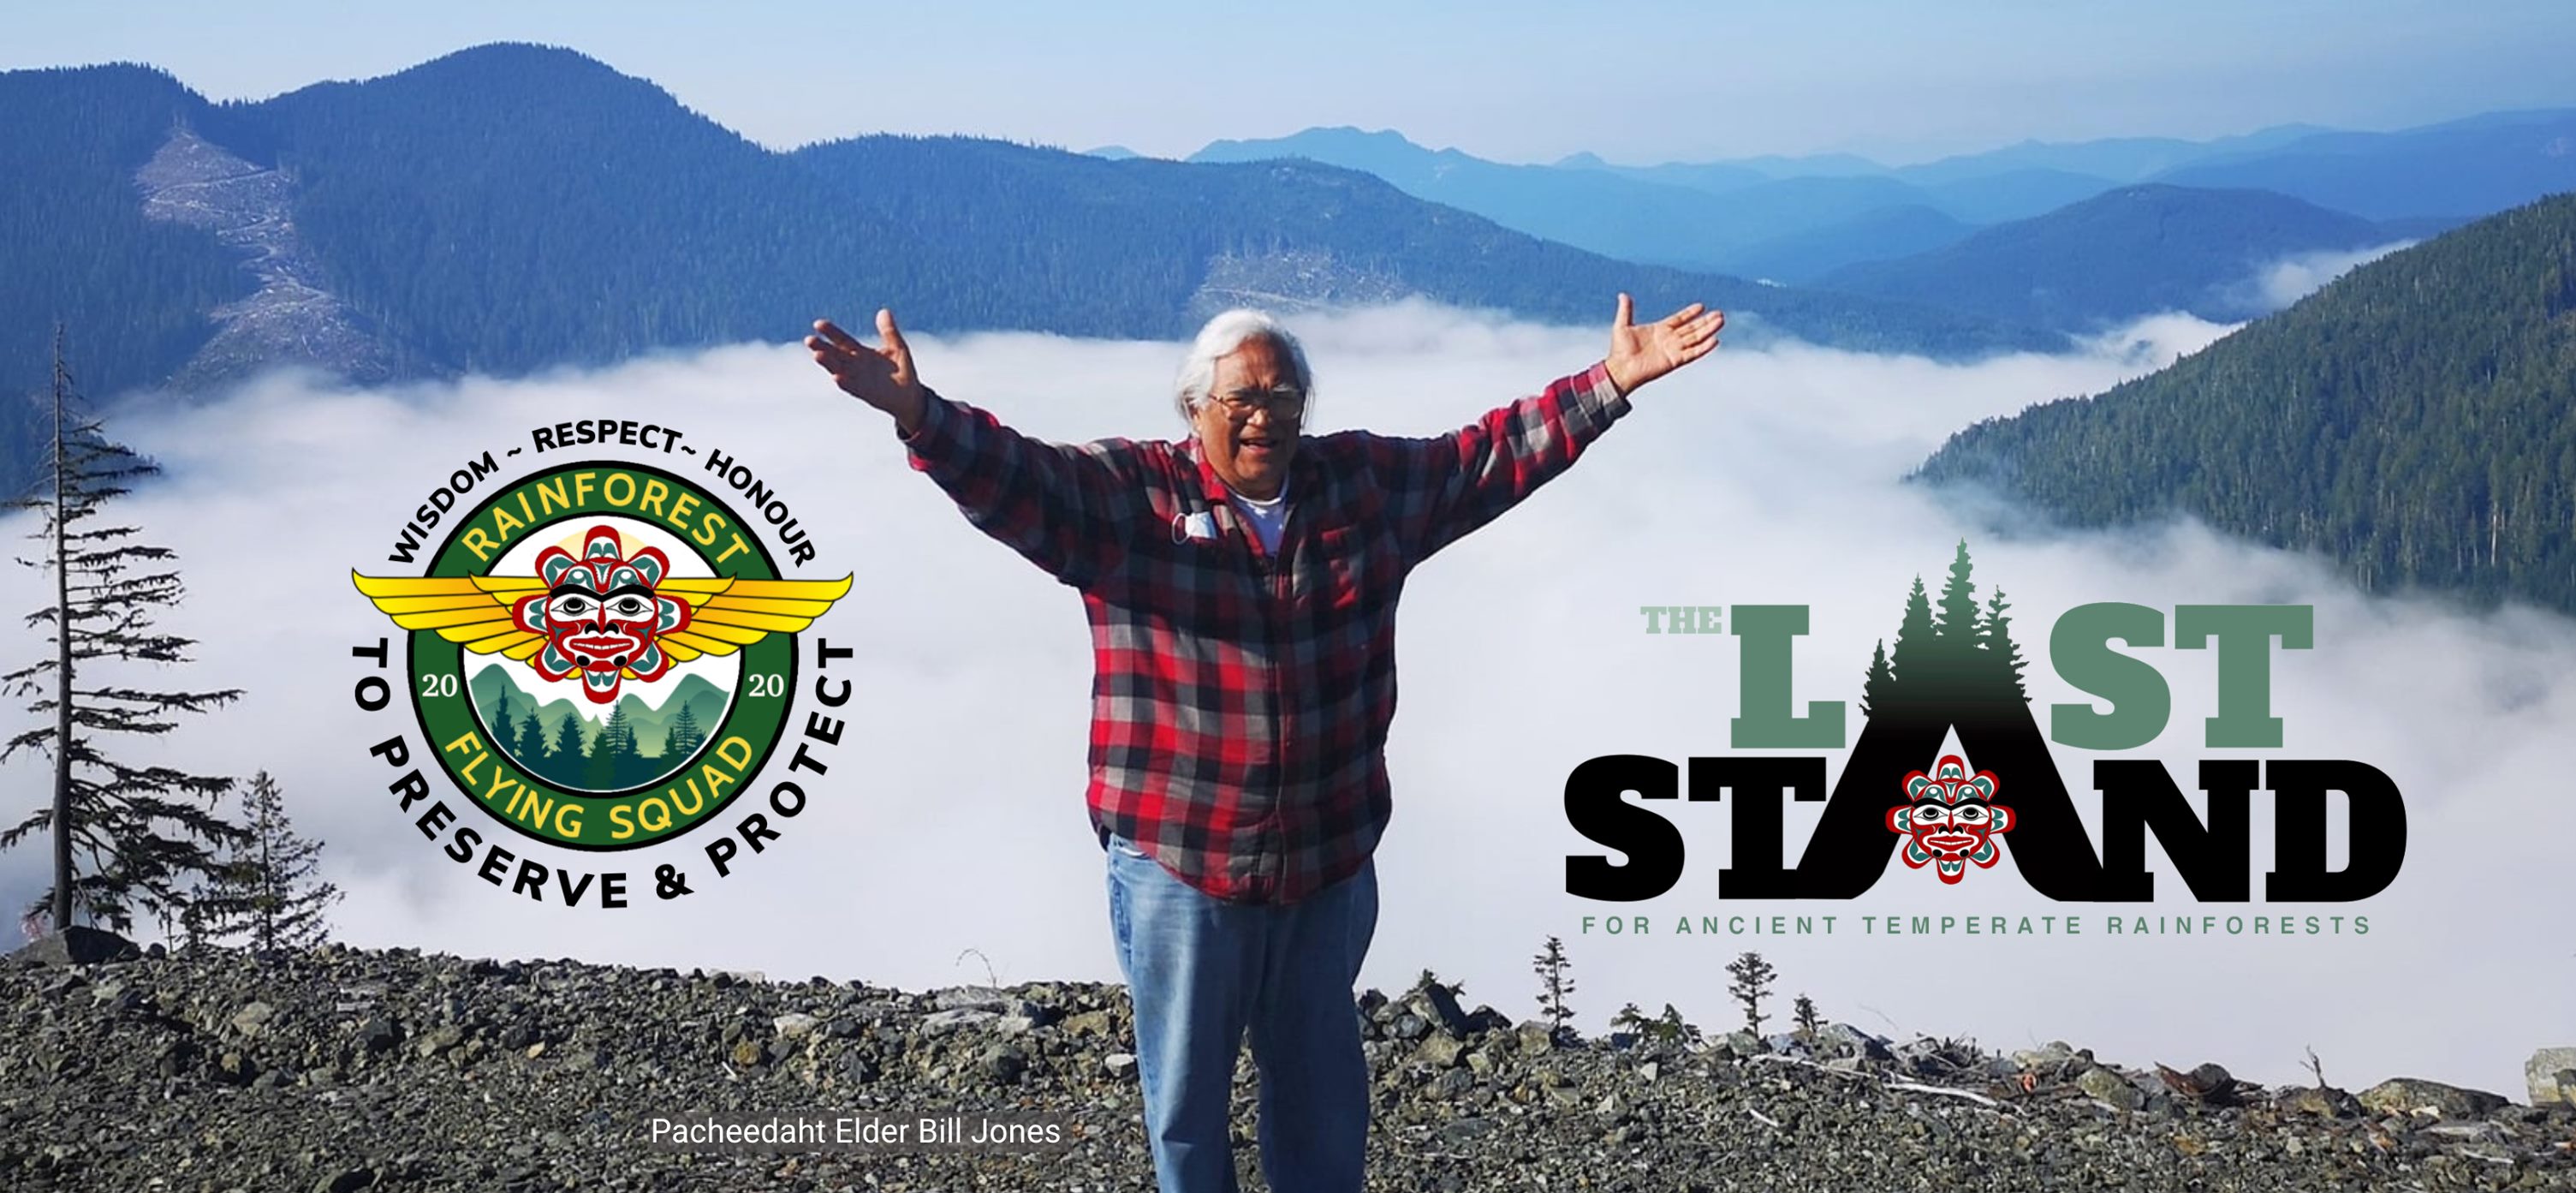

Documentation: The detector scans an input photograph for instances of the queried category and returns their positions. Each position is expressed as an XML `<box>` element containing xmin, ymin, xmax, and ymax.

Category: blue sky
<box><xmin>5</xmin><ymin>0</ymin><xmax>2572</xmax><ymax>164</ymax></box>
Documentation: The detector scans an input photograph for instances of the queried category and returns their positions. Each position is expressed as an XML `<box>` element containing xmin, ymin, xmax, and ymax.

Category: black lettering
<box><xmin>511</xmin><ymin>858</ymin><xmax>548</xmax><ymax>901</ymax></box>
<box><xmin>770</xmin><ymin>782</ymin><xmax>806</xmax><ymax>817</ymax></box>
<box><xmin>369</xmin><ymin>735</ymin><xmax>411</xmax><ymax>767</ymax></box>
<box><xmin>2265</xmin><ymin>760</ymin><xmax>2406</xmax><ymax>901</ymax></box>
<box><xmin>1705</xmin><ymin>756</ymin><xmax>1827</xmax><ymax>899</ymax></box>
<box><xmin>387</xmin><ymin>524</ymin><xmax>426</xmax><ymax>564</ymax></box>
<box><xmin>2097</xmin><ymin>759</ymin><xmax>2253</xmax><ymax>901</ymax></box>
<box><xmin>390</xmin><ymin>769</ymin><xmax>432</xmax><ymax>812</ymax></box>
<box><xmin>1564</xmin><ymin>755</ymin><xmax>1682</xmax><ymax>901</ymax></box>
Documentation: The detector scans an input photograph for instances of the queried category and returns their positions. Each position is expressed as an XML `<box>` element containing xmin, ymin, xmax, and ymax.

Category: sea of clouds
<box><xmin>0</xmin><ymin>272</ymin><xmax>2565</xmax><ymax>1099</ymax></box>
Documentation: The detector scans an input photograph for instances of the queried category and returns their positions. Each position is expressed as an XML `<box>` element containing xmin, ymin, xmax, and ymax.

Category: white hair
<box><xmin>1172</xmin><ymin>309</ymin><xmax>1312</xmax><ymax>424</ymax></box>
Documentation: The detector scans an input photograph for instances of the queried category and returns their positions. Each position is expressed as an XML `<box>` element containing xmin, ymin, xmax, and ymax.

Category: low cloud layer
<box><xmin>2226</xmin><ymin>241</ymin><xmax>2418</xmax><ymax>315</ymax></box>
<box><xmin>0</xmin><ymin>299</ymin><xmax>2562</xmax><ymax>1098</ymax></box>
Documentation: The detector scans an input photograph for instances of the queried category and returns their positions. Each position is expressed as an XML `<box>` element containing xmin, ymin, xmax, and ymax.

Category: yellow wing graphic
<box><xmin>350</xmin><ymin>572</ymin><xmax>855</xmax><ymax>670</ymax></box>
<box><xmin>647</xmin><ymin>576</ymin><xmax>854</xmax><ymax>663</ymax></box>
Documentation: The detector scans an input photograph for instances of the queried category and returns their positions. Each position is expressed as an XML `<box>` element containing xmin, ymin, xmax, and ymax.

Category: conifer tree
<box><xmin>1726</xmin><ymin>951</ymin><xmax>1778</xmax><ymax>1036</ymax></box>
<box><xmin>1980</xmin><ymin>588</ymin><xmax>2030</xmax><ymax>700</ymax></box>
<box><xmin>0</xmin><ymin>336</ymin><xmax>243</xmax><ymax>934</ymax></box>
<box><xmin>1531</xmin><ymin>935</ymin><xmax>1576</xmax><ymax>1035</ymax></box>
<box><xmin>198</xmin><ymin>771</ymin><xmax>341</xmax><ymax>951</ymax></box>
<box><xmin>616</xmin><ymin>703</ymin><xmax>646</xmax><ymax>784</ymax></box>
<box><xmin>509</xmin><ymin>706</ymin><xmax>536</xmax><ymax>764</ymax></box>
<box><xmin>547</xmin><ymin>713</ymin><xmax>594</xmax><ymax>787</ymax></box>
<box><xmin>1935</xmin><ymin>540</ymin><xmax>1981</xmax><ymax>647</ymax></box>
<box><xmin>665</xmin><ymin>701</ymin><xmax>704</xmax><ymax>758</ymax></box>
<box><xmin>1887</xmin><ymin>576</ymin><xmax>1936</xmax><ymax>699</ymax></box>
<box><xmin>1860</xmin><ymin>639</ymin><xmax>1892</xmax><ymax>716</ymax></box>
<box><xmin>585</xmin><ymin>706</ymin><xmax>629</xmax><ymax>790</ymax></box>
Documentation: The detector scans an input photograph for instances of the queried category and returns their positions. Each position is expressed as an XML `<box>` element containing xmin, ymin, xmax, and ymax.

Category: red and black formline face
<box><xmin>1889</xmin><ymin>754</ymin><xmax>2014</xmax><ymax>885</ymax></box>
<box><xmin>511</xmin><ymin>526</ymin><xmax>693</xmax><ymax>703</ymax></box>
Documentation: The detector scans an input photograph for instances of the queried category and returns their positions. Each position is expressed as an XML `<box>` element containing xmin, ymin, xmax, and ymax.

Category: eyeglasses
<box><xmin>1205</xmin><ymin>385</ymin><xmax>1306</xmax><ymax>421</ymax></box>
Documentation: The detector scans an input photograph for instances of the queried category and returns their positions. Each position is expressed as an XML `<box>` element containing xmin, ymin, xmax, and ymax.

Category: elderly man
<box><xmin>807</xmin><ymin>295</ymin><xmax>1722</xmax><ymax>1193</ymax></box>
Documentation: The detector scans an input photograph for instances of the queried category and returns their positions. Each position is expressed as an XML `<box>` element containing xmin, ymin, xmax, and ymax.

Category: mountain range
<box><xmin>1819</xmin><ymin>185</ymin><xmax>2410</xmax><ymax>331</ymax></box>
<box><xmin>1187</xmin><ymin>113</ymin><xmax>2575</xmax><ymax>284</ymax></box>
<box><xmin>1913</xmin><ymin>191</ymin><xmax>2576</xmax><ymax>617</ymax></box>
<box><xmin>8</xmin><ymin>42</ymin><xmax>2573</xmax><ymax>624</ymax></box>
<box><xmin>0</xmin><ymin>44</ymin><xmax>2063</xmax><ymax>499</ymax></box>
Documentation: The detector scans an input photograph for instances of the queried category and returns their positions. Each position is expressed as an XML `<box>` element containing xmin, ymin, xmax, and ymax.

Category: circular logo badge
<box><xmin>356</xmin><ymin>462</ymin><xmax>847</xmax><ymax>852</ymax></box>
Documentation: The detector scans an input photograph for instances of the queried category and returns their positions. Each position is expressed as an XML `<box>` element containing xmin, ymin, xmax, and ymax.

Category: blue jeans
<box><xmin>1104</xmin><ymin>836</ymin><xmax>1378</xmax><ymax>1193</ymax></box>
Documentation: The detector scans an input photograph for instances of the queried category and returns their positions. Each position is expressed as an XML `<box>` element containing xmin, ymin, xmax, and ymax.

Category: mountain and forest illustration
<box><xmin>467</xmin><ymin>663</ymin><xmax>729</xmax><ymax>792</ymax></box>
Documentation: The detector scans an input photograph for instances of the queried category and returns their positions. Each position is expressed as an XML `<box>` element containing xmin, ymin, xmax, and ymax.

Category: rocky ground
<box><xmin>3</xmin><ymin>937</ymin><xmax>2570</xmax><ymax>1192</ymax></box>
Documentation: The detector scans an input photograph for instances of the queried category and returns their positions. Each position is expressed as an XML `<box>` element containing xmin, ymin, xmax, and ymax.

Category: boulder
<box><xmin>2526</xmin><ymin>1048</ymin><xmax>2576</xmax><ymax>1107</ymax></box>
<box><xmin>1819</xmin><ymin>1023</ymin><xmax>1895</xmax><ymax>1061</ymax></box>
<box><xmin>2276</xmin><ymin>1085</ymin><xmax>2362</xmax><ymax>1118</ymax></box>
<box><xmin>2077</xmin><ymin>1065</ymin><xmax>2145</xmax><ymax>1111</ymax></box>
<box><xmin>2357</xmin><ymin>1077</ymin><xmax>2508</xmax><ymax>1120</ymax></box>
<box><xmin>231</xmin><ymin>1000</ymin><xmax>278</xmax><ymax>1037</ymax></box>
<box><xmin>1417</xmin><ymin>1035</ymin><xmax>1466</xmax><ymax>1069</ymax></box>
<box><xmin>1413</xmin><ymin>982</ymin><xmax>1473</xmax><ymax>1038</ymax></box>
<box><xmin>11</xmin><ymin>926</ymin><xmax>139</xmax><ymax>967</ymax></box>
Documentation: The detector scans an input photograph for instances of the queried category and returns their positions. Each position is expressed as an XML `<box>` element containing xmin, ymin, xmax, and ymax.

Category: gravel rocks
<box><xmin>2</xmin><ymin>941</ymin><xmax>2570</xmax><ymax>1191</ymax></box>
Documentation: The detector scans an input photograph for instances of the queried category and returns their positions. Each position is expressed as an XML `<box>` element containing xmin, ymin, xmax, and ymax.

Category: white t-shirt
<box><xmin>1229</xmin><ymin>480</ymin><xmax>1291</xmax><ymax>556</ymax></box>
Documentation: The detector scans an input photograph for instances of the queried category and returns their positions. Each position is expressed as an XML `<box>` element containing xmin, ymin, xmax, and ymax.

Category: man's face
<box><xmin>1193</xmin><ymin>336</ymin><xmax>1301</xmax><ymax>500</ymax></box>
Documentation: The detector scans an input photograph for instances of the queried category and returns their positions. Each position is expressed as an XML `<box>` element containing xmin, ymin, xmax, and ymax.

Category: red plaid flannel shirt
<box><xmin>902</xmin><ymin>361</ymin><xmax>1630</xmax><ymax>903</ymax></box>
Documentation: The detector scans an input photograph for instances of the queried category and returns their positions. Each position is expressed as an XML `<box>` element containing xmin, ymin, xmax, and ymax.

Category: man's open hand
<box><xmin>1603</xmin><ymin>293</ymin><xmax>1724</xmax><ymax>396</ymax></box>
<box><xmin>808</xmin><ymin>308</ymin><xmax>928</xmax><ymax>433</ymax></box>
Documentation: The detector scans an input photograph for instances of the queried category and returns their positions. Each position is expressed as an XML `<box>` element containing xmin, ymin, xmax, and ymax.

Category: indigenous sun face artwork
<box><xmin>513</xmin><ymin>527</ymin><xmax>693</xmax><ymax>701</ymax></box>
<box><xmin>1888</xmin><ymin>754</ymin><xmax>2013</xmax><ymax>884</ymax></box>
